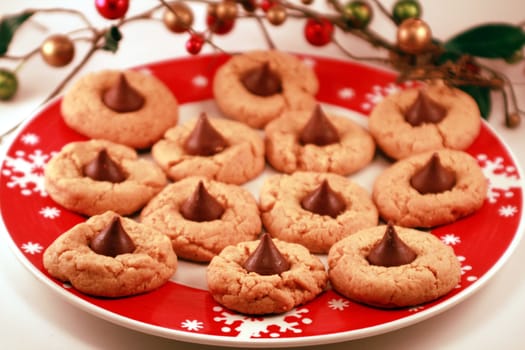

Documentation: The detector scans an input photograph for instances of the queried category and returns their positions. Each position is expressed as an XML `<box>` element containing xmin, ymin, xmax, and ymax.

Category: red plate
<box><xmin>0</xmin><ymin>54</ymin><xmax>523</xmax><ymax>347</ymax></box>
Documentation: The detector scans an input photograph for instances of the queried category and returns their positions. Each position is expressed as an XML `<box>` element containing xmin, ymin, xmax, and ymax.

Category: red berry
<box><xmin>206</xmin><ymin>14</ymin><xmax>235</xmax><ymax>35</ymax></box>
<box><xmin>259</xmin><ymin>0</ymin><xmax>275</xmax><ymax>12</ymax></box>
<box><xmin>95</xmin><ymin>0</ymin><xmax>129</xmax><ymax>20</ymax></box>
<box><xmin>186</xmin><ymin>34</ymin><xmax>204</xmax><ymax>55</ymax></box>
<box><xmin>304</xmin><ymin>18</ymin><xmax>334</xmax><ymax>46</ymax></box>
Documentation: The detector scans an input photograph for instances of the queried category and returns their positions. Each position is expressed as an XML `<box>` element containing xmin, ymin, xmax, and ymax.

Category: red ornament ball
<box><xmin>186</xmin><ymin>34</ymin><xmax>205</xmax><ymax>55</ymax></box>
<box><xmin>206</xmin><ymin>14</ymin><xmax>235</xmax><ymax>35</ymax></box>
<box><xmin>304</xmin><ymin>18</ymin><xmax>334</xmax><ymax>46</ymax></box>
<box><xmin>95</xmin><ymin>0</ymin><xmax>129</xmax><ymax>20</ymax></box>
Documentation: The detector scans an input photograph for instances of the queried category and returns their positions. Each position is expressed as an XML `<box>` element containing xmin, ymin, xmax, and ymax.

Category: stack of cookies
<box><xmin>42</xmin><ymin>49</ymin><xmax>487</xmax><ymax>313</ymax></box>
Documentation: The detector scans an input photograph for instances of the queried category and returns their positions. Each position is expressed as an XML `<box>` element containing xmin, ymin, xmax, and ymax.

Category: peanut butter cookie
<box><xmin>368</xmin><ymin>81</ymin><xmax>481</xmax><ymax>160</ymax></box>
<box><xmin>213</xmin><ymin>50</ymin><xmax>318</xmax><ymax>129</ymax></box>
<box><xmin>61</xmin><ymin>69</ymin><xmax>179</xmax><ymax>149</ymax></box>
<box><xmin>259</xmin><ymin>171</ymin><xmax>378</xmax><ymax>253</ymax></box>
<box><xmin>44</xmin><ymin>139</ymin><xmax>167</xmax><ymax>216</ymax></box>
<box><xmin>140</xmin><ymin>176</ymin><xmax>262</xmax><ymax>262</ymax></box>
<box><xmin>151</xmin><ymin>114</ymin><xmax>265</xmax><ymax>185</ymax></box>
<box><xmin>328</xmin><ymin>224</ymin><xmax>461</xmax><ymax>308</ymax></box>
<box><xmin>372</xmin><ymin>149</ymin><xmax>487</xmax><ymax>228</ymax></box>
<box><xmin>207</xmin><ymin>235</ymin><xmax>327</xmax><ymax>314</ymax></box>
<box><xmin>43</xmin><ymin>211</ymin><xmax>177</xmax><ymax>297</ymax></box>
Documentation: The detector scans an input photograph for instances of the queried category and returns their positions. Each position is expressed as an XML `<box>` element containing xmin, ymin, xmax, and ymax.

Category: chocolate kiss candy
<box><xmin>367</xmin><ymin>223</ymin><xmax>417</xmax><ymax>267</ymax></box>
<box><xmin>180</xmin><ymin>181</ymin><xmax>225</xmax><ymax>222</ymax></box>
<box><xmin>299</xmin><ymin>105</ymin><xmax>340</xmax><ymax>146</ymax></box>
<box><xmin>83</xmin><ymin>149</ymin><xmax>127</xmax><ymax>183</ymax></box>
<box><xmin>184</xmin><ymin>113</ymin><xmax>229</xmax><ymax>156</ymax></box>
<box><xmin>301</xmin><ymin>179</ymin><xmax>346</xmax><ymax>218</ymax></box>
<box><xmin>404</xmin><ymin>90</ymin><xmax>447</xmax><ymax>126</ymax></box>
<box><xmin>410</xmin><ymin>153</ymin><xmax>456</xmax><ymax>194</ymax></box>
<box><xmin>102</xmin><ymin>73</ymin><xmax>145</xmax><ymax>113</ymax></box>
<box><xmin>243</xmin><ymin>233</ymin><xmax>290</xmax><ymax>275</ymax></box>
<box><xmin>240</xmin><ymin>62</ymin><xmax>282</xmax><ymax>97</ymax></box>
<box><xmin>90</xmin><ymin>216</ymin><xmax>136</xmax><ymax>257</ymax></box>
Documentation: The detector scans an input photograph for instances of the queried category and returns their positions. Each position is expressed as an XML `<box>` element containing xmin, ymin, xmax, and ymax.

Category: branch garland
<box><xmin>0</xmin><ymin>0</ymin><xmax>523</xmax><ymax>138</ymax></box>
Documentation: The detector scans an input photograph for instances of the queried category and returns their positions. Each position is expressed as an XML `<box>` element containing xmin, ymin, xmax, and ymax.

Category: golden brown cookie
<box><xmin>140</xmin><ymin>176</ymin><xmax>262</xmax><ymax>262</ymax></box>
<box><xmin>372</xmin><ymin>149</ymin><xmax>487</xmax><ymax>228</ymax></box>
<box><xmin>43</xmin><ymin>211</ymin><xmax>177</xmax><ymax>297</ymax></box>
<box><xmin>151</xmin><ymin>114</ymin><xmax>265</xmax><ymax>185</ymax></box>
<box><xmin>44</xmin><ymin>139</ymin><xmax>167</xmax><ymax>216</ymax></box>
<box><xmin>61</xmin><ymin>69</ymin><xmax>179</xmax><ymax>149</ymax></box>
<box><xmin>264</xmin><ymin>106</ymin><xmax>375</xmax><ymax>175</ymax></box>
<box><xmin>368</xmin><ymin>81</ymin><xmax>481</xmax><ymax>160</ymax></box>
<box><xmin>328</xmin><ymin>224</ymin><xmax>461</xmax><ymax>308</ymax></box>
<box><xmin>213</xmin><ymin>50</ymin><xmax>318</xmax><ymax>129</ymax></box>
<box><xmin>259</xmin><ymin>171</ymin><xmax>378</xmax><ymax>253</ymax></box>
<box><xmin>207</xmin><ymin>236</ymin><xmax>328</xmax><ymax>314</ymax></box>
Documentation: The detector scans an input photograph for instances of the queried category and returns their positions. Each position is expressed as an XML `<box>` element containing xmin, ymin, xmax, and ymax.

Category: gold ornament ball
<box><xmin>396</xmin><ymin>18</ymin><xmax>432</xmax><ymax>54</ymax></box>
<box><xmin>266</xmin><ymin>4</ymin><xmax>287</xmax><ymax>26</ymax></box>
<box><xmin>216</xmin><ymin>1</ymin><xmax>238</xmax><ymax>21</ymax></box>
<box><xmin>40</xmin><ymin>34</ymin><xmax>75</xmax><ymax>67</ymax></box>
<box><xmin>163</xmin><ymin>2</ymin><xmax>194</xmax><ymax>33</ymax></box>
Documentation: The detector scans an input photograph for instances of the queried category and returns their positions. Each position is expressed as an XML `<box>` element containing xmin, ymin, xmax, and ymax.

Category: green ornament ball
<box><xmin>343</xmin><ymin>1</ymin><xmax>373</xmax><ymax>29</ymax></box>
<box><xmin>393</xmin><ymin>0</ymin><xmax>421</xmax><ymax>24</ymax></box>
<box><xmin>0</xmin><ymin>69</ymin><xmax>18</xmax><ymax>101</ymax></box>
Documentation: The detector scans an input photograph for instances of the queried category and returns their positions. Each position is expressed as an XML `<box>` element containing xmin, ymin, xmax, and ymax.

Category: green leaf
<box><xmin>458</xmin><ymin>85</ymin><xmax>491</xmax><ymax>119</ymax></box>
<box><xmin>0</xmin><ymin>11</ymin><xmax>34</xmax><ymax>55</ymax></box>
<box><xmin>444</xmin><ymin>23</ymin><xmax>525</xmax><ymax>59</ymax></box>
<box><xmin>102</xmin><ymin>26</ymin><xmax>122</xmax><ymax>53</ymax></box>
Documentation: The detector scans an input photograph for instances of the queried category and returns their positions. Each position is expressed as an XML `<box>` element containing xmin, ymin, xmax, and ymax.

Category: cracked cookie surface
<box><xmin>213</xmin><ymin>50</ymin><xmax>318</xmax><ymax>129</ymax></box>
<box><xmin>368</xmin><ymin>82</ymin><xmax>481</xmax><ymax>160</ymax></box>
<box><xmin>61</xmin><ymin>70</ymin><xmax>179</xmax><ymax>149</ymax></box>
<box><xmin>265</xmin><ymin>110</ymin><xmax>375</xmax><ymax>175</ymax></box>
<box><xmin>327</xmin><ymin>224</ymin><xmax>461</xmax><ymax>308</ymax></box>
<box><xmin>43</xmin><ymin>211</ymin><xmax>178</xmax><ymax>297</ymax></box>
<box><xmin>140</xmin><ymin>176</ymin><xmax>262</xmax><ymax>262</ymax></box>
<box><xmin>259</xmin><ymin>171</ymin><xmax>378</xmax><ymax>253</ymax></box>
<box><xmin>372</xmin><ymin>149</ymin><xmax>487</xmax><ymax>228</ymax></box>
<box><xmin>207</xmin><ymin>238</ymin><xmax>327</xmax><ymax>314</ymax></box>
<box><xmin>151</xmin><ymin>116</ymin><xmax>265</xmax><ymax>185</ymax></box>
<box><xmin>44</xmin><ymin>139</ymin><xmax>167</xmax><ymax>216</ymax></box>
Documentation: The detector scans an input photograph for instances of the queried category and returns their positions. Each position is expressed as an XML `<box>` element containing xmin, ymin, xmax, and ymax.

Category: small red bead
<box><xmin>304</xmin><ymin>18</ymin><xmax>334</xmax><ymax>46</ymax></box>
<box><xmin>186</xmin><ymin>34</ymin><xmax>205</xmax><ymax>55</ymax></box>
<box><xmin>259</xmin><ymin>0</ymin><xmax>275</xmax><ymax>12</ymax></box>
<box><xmin>95</xmin><ymin>0</ymin><xmax>129</xmax><ymax>20</ymax></box>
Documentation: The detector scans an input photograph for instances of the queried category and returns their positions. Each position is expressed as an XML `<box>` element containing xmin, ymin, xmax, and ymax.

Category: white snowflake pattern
<box><xmin>408</xmin><ymin>306</ymin><xmax>424</xmax><ymax>312</ymax></box>
<box><xmin>440</xmin><ymin>233</ymin><xmax>461</xmax><ymax>245</ymax></box>
<box><xmin>21</xmin><ymin>242</ymin><xmax>43</xmax><ymax>255</ymax></box>
<box><xmin>338</xmin><ymin>88</ymin><xmax>355</xmax><ymax>100</ymax></box>
<box><xmin>39</xmin><ymin>206</ymin><xmax>61</xmax><ymax>219</ymax></box>
<box><xmin>327</xmin><ymin>298</ymin><xmax>350</xmax><ymax>311</ymax></box>
<box><xmin>301</xmin><ymin>57</ymin><xmax>316</xmax><ymax>68</ymax></box>
<box><xmin>181</xmin><ymin>319</ymin><xmax>204</xmax><ymax>332</ymax></box>
<box><xmin>192</xmin><ymin>75</ymin><xmax>208</xmax><ymax>87</ymax></box>
<box><xmin>2</xmin><ymin>149</ymin><xmax>54</xmax><ymax>197</ymax></box>
<box><xmin>20</xmin><ymin>133</ymin><xmax>39</xmax><ymax>145</ymax></box>
<box><xmin>361</xmin><ymin>83</ymin><xmax>404</xmax><ymax>110</ymax></box>
<box><xmin>136</xmin><ymin>67</ymin><xmax>153</xmax><ymax>75</ymax></box>
<box><xmin>477</xmin><ymin>154</ymin><xmax>521</xmax><ymax>203</ymax></box>
<box><xmin>457</xmin><ymin>256</ymin><xmax>477</xmax><ymax>285</ymax></box>
<box><xmin>213</xmin><ymin>306</ymin><xmax>310</xmax><ymax>339</ymax></box>
<box><xmin>499</xmin><ymin>205</ymin><xmax>518</xmax><ymax>218</ymax></box>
